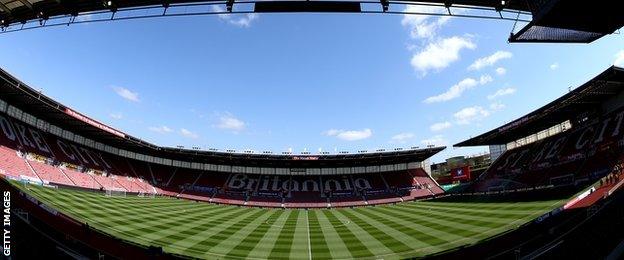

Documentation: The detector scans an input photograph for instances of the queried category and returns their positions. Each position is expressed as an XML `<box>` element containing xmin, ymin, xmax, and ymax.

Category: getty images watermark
<box><xmin>2</xmin><ymin>190</ymin><xmax>10</xmax><ymax>257</ymax></box>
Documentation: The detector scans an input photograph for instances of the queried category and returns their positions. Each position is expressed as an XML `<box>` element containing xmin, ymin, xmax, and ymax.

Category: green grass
<box><xmin>16</xmin><ymin>183</ymin><xmax>565</xmax><ymax>259</ymax></box>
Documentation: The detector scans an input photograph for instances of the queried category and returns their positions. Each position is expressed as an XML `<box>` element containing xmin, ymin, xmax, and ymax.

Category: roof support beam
<box><xmin>226</xmin><ymin>0</ymin><xmax>234</xmax><ymax>12</ymax></box>
<box><xmin>380</xmin><ymin>0</ymin><xmax>388</xmax><ymax>12</ymax></box>
<box><xmin>0</xmin><ymin>2</ymin><xmax>11</xmax><ymax>14</ymax></box>
<box><xmin>17</xmin><ymin>0</ymin><xmax>32</xmax><ymax>10</ymax></box>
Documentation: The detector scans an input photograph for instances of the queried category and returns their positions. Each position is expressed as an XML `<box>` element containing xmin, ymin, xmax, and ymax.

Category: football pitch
<box><xmin>18</xmin><ymin>183</ymin><xmax>564</xmax><ymax>259</ymax></box>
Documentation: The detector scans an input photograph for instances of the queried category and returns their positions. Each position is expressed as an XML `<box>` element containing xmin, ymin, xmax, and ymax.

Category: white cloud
<box><xmin>430</xmin><ymin>121</ymin><xmax>452</xmax><ymax>132</ymax></box>
<box><xmin>401</xmin><ymin>5</ymin><xmax>452</xmax><ymax>39</ymax></box>
<box><xmin>420</xmin><ymin>135</ymin><xmax>448</xmax><ymax>146</ymax></box>
<box><xmin>391</xmin><ymin>132</ymin><xmax>415</xmax><ymax>143</ymax></box>
<box><xmin>487</xmin><ymin>87</ymin><xmax>517</xmax><ymax>100</ymax></box>
<box><xmin>490</xmin><ymin>102</ymin><xmax>506</xmax><ymax>111</ymax></box>
<box><xmin>550</xmin><ymin>62</ymin><xmax>559</xmax><ymax>70</ymax></box>
<box><xmin>411</xmin><ymin>36</ymin><xmax>476</xmax><ymax>75</ymax></box>
<box><xmin>216</xmin><ymin>113</ymin><xmax>246</xmax><ymax>132</ymax></box>
<box><xmin>454</xmin><ymin>106</ymin><xmax>490</xmax><ymax>125</ymax></box>
<box><xmin>212</xmin><ymin>5</ymin><xmax>258</xmax><ymax>27</ymax></box>
<box><xmin>468</xmin><ymin>51</ymin><xmax>512</xmax><ymax>70</ymax></box>
<box><xmin>614</xmin><ymin>51</ymin><xmax>624</xmax><ymax>67</ymax></box>
<box><xmin>148</xmin><ymin>126</ymin><xmax>173</xmax><ymax>134</ymax></box>
<box><xmin>324</xmin><ymin>129</ymin><xmax>341</xmax><ymax>136</ymax></box>
<box><xmin>109</xmin><ymin>113</ymin><xmax>123</xmax><ymax>120</ymax></box>
<box><xmin>424</xmin><ymin>78</ymin><xmax>477</xmax><ymax>103</ymax></box>
<box><xmin>323</xmin><ymin>128</ymin><xmax>372</xmax><ymax>141</ymax></box>
<box><xmin>113</xmin><ymin>87</ymin><xmax>140</xmax><ymax>102</ymax></box>
<box><xmin>180</xmin><ymin>128</ymin><xmax>199</xmax><ymax>139</ymax></box>
<box><xmin>424</xmin><ymin>75</ymin><xmax>492</xmax><ymax>103</ymax></box>
<box><xmin>479</xmin><ymin>74</ymin><xmax>493</xmax><ymax>84</ymax></box>
<box><xmin>495</xmin><ymin>67</ymin><xmax>507</xmax><ymax>75</ymax></box>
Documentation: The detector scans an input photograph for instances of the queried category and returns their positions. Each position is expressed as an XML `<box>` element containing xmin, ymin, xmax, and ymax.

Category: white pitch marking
<box><xmin>307</xmin><ymin>210</ymin><xmax>312</xmax><ymax>260</ymax></box>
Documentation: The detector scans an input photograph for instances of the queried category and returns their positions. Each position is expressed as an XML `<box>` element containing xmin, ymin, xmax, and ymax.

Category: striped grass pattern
<box><xmin>18</xmin><ymin>184</ymin><xmax>563</xmax><ymax>259</ymax></box>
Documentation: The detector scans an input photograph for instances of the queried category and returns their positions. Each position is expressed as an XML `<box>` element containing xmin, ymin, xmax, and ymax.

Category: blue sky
<box><xmin>0</xmin><ymin>6</ymin><xmax>623</xmax><ymax>163</ymax></box>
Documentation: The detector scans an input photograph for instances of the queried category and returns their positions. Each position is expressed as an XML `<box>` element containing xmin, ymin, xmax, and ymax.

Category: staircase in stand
<box><xmin>23</xmin><ymin>159</ymin><xmax>43</xmax><ymax>183</ymax></box>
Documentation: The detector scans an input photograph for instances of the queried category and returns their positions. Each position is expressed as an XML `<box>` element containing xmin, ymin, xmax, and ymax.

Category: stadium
<box><xmin>1</xmin><ymin>0</ymin><xmax>624</xmax><ymax>259</ymax></box>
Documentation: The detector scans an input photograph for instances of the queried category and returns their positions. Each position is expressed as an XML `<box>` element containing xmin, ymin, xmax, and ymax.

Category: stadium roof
<box><xmin>1</xmin><ymin>0</ymin><xmax>620</xmax><ymax>42</ymax></box>
<box><xmin>509</xmin><ymin>0</ymin><xmax>624</xmax><ymax>43</ymax></box>
<box><xmin>455</xmin><ymin>66</ymin><xmax>624</xmax><ymax>147</ymax></box>
<box><xmin>0</xmin><ymin>0</ymin><xmax>532</xmax><ymax>35</ymax></box>
<box><xmin>0</xmin><ymin>0</ymin><xmax>531</xmax><ymax>27</ymax></box>
<box><xmin>0</xmin><ymin>67</ymin><xmax>444</xmax><ymax>167</ymax></box>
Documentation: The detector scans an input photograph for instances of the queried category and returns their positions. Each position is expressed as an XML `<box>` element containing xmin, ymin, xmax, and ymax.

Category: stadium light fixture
<box><xmin>495</xmin><ymin>0</ymin><xmax>506</xmax><ymax>12</ymax></box>
<box><xmin>226</xmin><ymin>0</ymin><xmax>235</xmax><ymax>12</ymax></box>
<box><xmin>37</xmin><ymin>11</ymin><xmax>48</xmax><ymax>26</ymax></box>
<box><xmin>380</xmin><ymin>0</ymin><xmax>389</xmax><ymax>12</ymax></box>
<box><xmin>444</xmin><ymin>0</ymin><xmax>453</xmax><ymax>15</ymax></box>
<box><xmin>162</xmin><ymin>2</ymin><xmax>170</xmax><ymax>15</ymax></box>
<box><xmin>67</xmin><ymin>13</ymin><xmax>77</xmax><ymax>26</ymax></box>
<box><xmin>103</xmin><ymin>1</ymin><xmax>117</xmax><ymax>15</ymax></box>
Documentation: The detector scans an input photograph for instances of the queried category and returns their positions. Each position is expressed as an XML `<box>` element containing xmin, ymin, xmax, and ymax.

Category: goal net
<box><xmin>105</xmin><ymin>189</ymin><xmax>127</xmax><ymax>197</ymax></box>
<box><xmin>137</xmin><ymin>192</ymin><xmax>156</xmax><ymax>198</ymax></box>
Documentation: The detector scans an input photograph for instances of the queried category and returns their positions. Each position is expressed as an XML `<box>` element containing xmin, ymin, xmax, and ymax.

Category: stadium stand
<box><xmin>0</xmin><ymin>106</ymin><xmax>440</xmax><ymax>207</ymax></box>
<box><xmin>0</xmin><ymin>146</ymin><xmax>38</xmax><ymax>179</ymax></box>
<box><xmin>26</xmin><ymin>158</ymin><xmax>74</xmax><ymax>186</ymax></box>
<box><xmin>60</xmin><ymin>167</ymin><xmax>101</xmax><ymax>190</ymax></box>
<box><xmin>472</xmin><ymin>106</ymin><xmax>624</xmax><ymax>192</ymax></box>
<box><xmin>458</xmin><ymin>66</ymin><xmax>624</xmax><ymax>193</ymax></box>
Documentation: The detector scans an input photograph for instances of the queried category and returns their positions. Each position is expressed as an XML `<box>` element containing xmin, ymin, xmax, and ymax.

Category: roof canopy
<box><xmin>2</xmin><ymin>0</ymin><xmax>619</xmax><ymax>42</ymax></box>
<box><xmin>455</xmin><ymin>66</ymin><xmax>624</xmax><ymax>147</ymax></box>
<box><xmin>0</xmin><ymin>0</ymin><xmax>530</xmax><ymax>27</ymax></box>
<box><xmin>0</xmin><ymin>0</ymin><xmax>529</xmax><ymax>30</ymax></box>
<box><xmin>509</xmin><ymin>0</ymin><xmax>624</xmax><ymax>43</ymax></box>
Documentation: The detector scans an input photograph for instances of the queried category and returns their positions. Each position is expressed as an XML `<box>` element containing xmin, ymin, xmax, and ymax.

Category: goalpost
<box><xmin>105</xmin><ymin>189</ymin><xmax>127</xmax><ymax>198</ymax></box>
